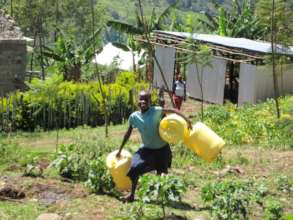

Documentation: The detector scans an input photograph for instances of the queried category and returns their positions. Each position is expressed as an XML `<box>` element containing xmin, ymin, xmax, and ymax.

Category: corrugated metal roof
<box><xmin>154</xmin><ymin>31</ymin><xmax>293</xmax><ymax>56</ymax></box>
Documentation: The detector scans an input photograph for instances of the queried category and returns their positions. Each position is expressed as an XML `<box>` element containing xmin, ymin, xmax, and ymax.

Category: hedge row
<box><xmin>0</xmin><ymin>72</ymin><xmax>154</xmax><ymax>131</ymax></box>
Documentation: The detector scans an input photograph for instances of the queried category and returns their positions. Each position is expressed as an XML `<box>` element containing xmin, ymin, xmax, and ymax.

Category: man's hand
<box><xmin>116</xmin><ymin>150</ymin><xmax>121</xmax><ymax>158</ymax></box>
<box><xmin>187</xmin><ymin>120</ymin><xmax>192</xmax><ymax>130</ymax></box>
<box><xmin>163</xmin><ymin>108</ymin><xmax>192</xmax><ymax>130</ymax></box>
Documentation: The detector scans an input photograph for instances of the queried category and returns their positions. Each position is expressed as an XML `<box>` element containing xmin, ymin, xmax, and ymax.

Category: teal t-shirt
<box><xmin>129</xmin><ymin>106</ymin><xmax>167</xmax><ymax>149</ymax></box>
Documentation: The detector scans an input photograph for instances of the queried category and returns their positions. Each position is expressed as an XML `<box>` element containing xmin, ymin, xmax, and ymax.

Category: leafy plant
<box><xmin>199</xmin><ymin>0</ymin><xmax>266</xmax><ymax>39</ymax></box>
<box><xmin>42</xmin><ymin>28</ymin><xmax>103</xmax><ymax>81</ymax></box>
<box><xmin>23</xmin><ymin>163</ymin><xmax>43</xmax><ymax>178</ymax></box>
<box><xmin>264</xmin><ymin>199</ymin><xmax>284</xmax><ymax>220</ymax></box>
<box><xmin>137</xmin><ymin>174</ymin><xmax>187</xmax><ymax>218</ymax></box>
<box><xmin>50</xmin><ymin>144</ymin><xmax>89</xmax><ymax>180</ymax></box>
<box><xmin>201</xmin><ymin>180</ymin><xmax>268</xmax><ymax>220</ymax></box>
<box><xmin>85</xmin><ymin>158</ymin><xmax>114</xmax><ymax>193</ymax></box>
<box><xmin>275</xmin><ymin>175</ymin><xmax>293</xmax><ymax>194</ymax></box>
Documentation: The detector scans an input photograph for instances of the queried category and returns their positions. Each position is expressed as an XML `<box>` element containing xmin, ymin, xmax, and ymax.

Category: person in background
<box><xmin>172</xmin><ymin>74</ymin><xmax>186</xmax><ymax>110</ymax></box>
<box><xmin>116</xmin><ymin>90</ymin><xmax>192</xmax><ymax>202</ymax></box>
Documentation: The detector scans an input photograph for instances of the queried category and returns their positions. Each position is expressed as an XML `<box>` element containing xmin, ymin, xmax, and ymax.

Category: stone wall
<box><xmin>0</xmin><ymin>39</ymin><xmax>27</xmax><ymax>96</ymax></box>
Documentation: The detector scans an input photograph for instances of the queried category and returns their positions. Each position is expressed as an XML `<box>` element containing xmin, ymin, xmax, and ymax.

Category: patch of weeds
<box><xmin>0</xmin><ymin>142</ymin><xmax>22</xmax><ymax>165</ymax></box>
<box><xmin>264</xmin><ymin>199</ymin><xmax>284</xmax><ymax>220</ymax></box>
<box><xmin>228</xmin><ymin>152</ymin><xmax>249</xmax><ymax>165</ymax></box>
<box><xmin>50</xmin><ymin>144</ymin><xmax>90</xmax><ymax>180</ymax></box>
<box><xmin>137</xmin><ymin>174</ymin><xmax>187</xmax><ymax>219</ymax></box>
<box><xmin>117</xmin><ymin>202</ymin><xmax>161</xmax><ymax>220</ymax></box>
<box><xmin>85</xmin><ymin>158</ymin><xmax>114</xmax><ymax>193</ymax></box>
<box><xmin>282</xmin><ymin>213</ymin><xmax>293</xmax><ymax>220</ymax></box>
<box><xmin>275</xmin><ymin>175</ymin><xmax>293</xmax><ymax>194</ymax></box>
<box><xmin>201</xmin><ymin>179</ymin><xmax>268</xmax><ymax>220</ymax></box>
<box><xmin>210</xmin><ymin>153</ymin><xmax>226</xmax><ymax>169</ymax></box>
<box><xmin>172</xmin><ymin>143</ymin><xmax>198</xmax><ymax>168</ymax></box>
<box><xmin>23</xmin><ymin>163</ymin><xmax>43</xmax><ymax>178</ymax></box>
<box><xmin>0</xmin><ymin>201</ymin><xmax>46</xmax><ymax>220</ymax></box>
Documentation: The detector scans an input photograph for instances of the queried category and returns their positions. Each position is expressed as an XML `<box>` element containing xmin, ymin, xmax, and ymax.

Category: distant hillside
<box><xmin>100</xmin><ymin>0</ymin><xmax>232</xmax><ymax>24</ymax></box>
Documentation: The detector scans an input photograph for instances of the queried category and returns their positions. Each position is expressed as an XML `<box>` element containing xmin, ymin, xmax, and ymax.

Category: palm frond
<box><xmin>112</xmin><ymin>42</ymin><xmax>130</xmax><ymax>51</ymax></box>
<box><xmin>107</xmin><ymin>20</ymin><xmax>143</xmax><ymax>35</ymax></box>
<box><xmin>198</xmin><ymin>17</ymin><xmax>217</xmax><ymax>31</ymax></box>
<box><xmin>81</xmin><ymin>27</ymin><xmax>103</xmax><ymax>52</ymax></box>
<box><xmin>42</xmin><ymin>50</ymin><xmax>64</xmax><ymax>62</ymax></box>
<box><xmin>135</xmin><ymin>10</ymin><xmax>144</xmax><ymax>28</ymax></box>
<box><xmin>156</xmin><ymin>1</ymin><xmax>178</xmax><ymax>28</ymax></box>
<box><xmin>202</xmin><ymin>11</ymin><xmax>218</xmax><ymax>30</ymax></box>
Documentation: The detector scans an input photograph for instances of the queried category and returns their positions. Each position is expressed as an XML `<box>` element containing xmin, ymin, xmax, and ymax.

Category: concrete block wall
<box><xmin>0</xmin><ymin>39</ymin><xmax>26</xmax><ymax>96</ymax></box>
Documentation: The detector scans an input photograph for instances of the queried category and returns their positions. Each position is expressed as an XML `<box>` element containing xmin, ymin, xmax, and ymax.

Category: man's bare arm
<box><xmin>117</xmin><ymin>125</ymin><xmax>133</xmax><ymax>157</ymax></box>
<box><xmin>163</xmin><ymin>108</ymin><xmax>192</xmax><ymax>129</ymax></box>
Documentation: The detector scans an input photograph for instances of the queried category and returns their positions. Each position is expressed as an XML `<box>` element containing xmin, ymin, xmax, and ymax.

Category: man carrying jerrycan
<box><xmin>116</xmin><ymin>90</ymin><xmax>192</xmax><ymax>202</ymax></box>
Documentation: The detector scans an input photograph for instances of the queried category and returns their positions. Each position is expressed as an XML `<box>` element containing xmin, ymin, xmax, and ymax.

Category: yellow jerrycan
<box><xmin>159</xmin><ymin>113</ymin><xmax>189</xmax><ymax>144</ymax></box>
<box><xmin>106</xmin><ymin>149</ymin><xmax>132</xmax><ymax>191</ymax></box>
<box><xmin>184</xmin><ymin>122</ymin><xmax>225</xmax><ymax>162</ymax></box>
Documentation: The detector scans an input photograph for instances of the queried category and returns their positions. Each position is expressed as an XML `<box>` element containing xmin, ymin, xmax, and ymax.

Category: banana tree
<box><xmin>199</xmin><ymin>0</ymin><xmax>265</xmax><ymax>39</ymax></box>
<box><xmin>42</xmin><ymin>28</ymin><xmax>103</xmax><ymax>81</ymax></box>
<box><xmin>107</xmin><ymin>1</ymin><xmax>178</xmax><ymax>80</ymax></box>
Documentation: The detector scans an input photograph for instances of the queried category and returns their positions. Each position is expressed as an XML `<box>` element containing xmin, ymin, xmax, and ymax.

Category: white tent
<box><xmin>92</xmin><ymin>43</ymin><xmax>143</xmax><ymax>70</ymax></box>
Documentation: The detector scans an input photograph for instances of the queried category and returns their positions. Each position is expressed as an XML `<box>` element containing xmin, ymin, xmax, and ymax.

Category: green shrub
<box><xmin>275</xmin><ymin>175</ymin><xmax>293</xmax><ymax>194</ymax></box>
<box><xmin>264</xmin><ymin>199</ymin><xmax>284</xmax><ymax>220</ymax></box>
<box><xmin>201</xmin><ymin>180</ymin><xmax>268</xmax><ymax>220</ymax></box>
<box><xmin>201</xmin><ymin>96</ymin><xmax>293</xmax><ymax>148</ymax></box>
<box><xmin>51</xmin><ymin>141</ymin><xmax>115</xmax><ymax>192</ymax></box>
<box><xmin>85</xmin><ymin>158</ymin><xmax>114</xmax><ymax>193</ymax></box>
<box><xmin>51</xmin><ymin>144</ymin><xmax>90</xmax><ymax>180</ymax></box>
<box><xmin>0</xmin><ymin>142</ymin><xmax>22</xmax><ymax>165</ymax></box>
<box><xmin>137</xmin><ymin>174</ymin><xmax>187</xmax><ymax>218</ymax></box>
<box><xmin>0</xmin><ymin>75</ymin><xmax>150</xmax><ymax>131</ymax></box>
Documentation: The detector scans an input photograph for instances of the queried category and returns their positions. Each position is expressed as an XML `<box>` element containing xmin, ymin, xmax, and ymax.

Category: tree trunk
<box><xmin>68</xmin><ymin>64</ymin><xmax>81</xmax><ymax>82</ymax></box>
<box><xmin>132</xmin><ymin>51</ymin><xmax>136</xmax><ymax>72</ymax></box>
<box><xmin>271</xmin><ymin>0</ymin><xmax>281</xmax><ymax>118</ymax></box>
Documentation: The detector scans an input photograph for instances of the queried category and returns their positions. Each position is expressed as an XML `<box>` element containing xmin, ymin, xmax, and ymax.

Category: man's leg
<box><xmin>124</xmin><ymin>148</ymin><xmax>153</xmax><ymax>202</ymax></box>
<box><xmin>156</xmin><ymin>145</ymin><xmax>172</xmax><ymax>175</ymax></box>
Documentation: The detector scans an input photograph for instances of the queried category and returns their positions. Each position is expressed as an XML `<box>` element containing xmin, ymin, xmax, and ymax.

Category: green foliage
<box><xmin>275</xmin><ymin>175</ymin><xmax>293</xmax><ymax>194</ymax></box>
<box><xmin>199</xmin><ymin>0</ymin><xmax>266</xmax><ymax>39</ymax></box>
<box><xmin>256</xmin><ymin>0</ymin><xmax>293</xmax><ymax>44</ymax></box>
<box><xmin>51</xmin><ymin>144</ymin><xmax>88</xmax><ymax>180</ymax></box>
<box><xmin>264</xmin><ymin>199</ymin><xmax>284</xmax><ymax>220</ymax></box>
<box><xmin>0</xmin><ymin>142</ymin><xmax>22</xmax><ymax>166</ymax></box>
<box><xmin>23</xmin><ymin>163</ymin><xmax>43</xmax><ymax>178</ymax></box>
<box><xmin>199</xmin><ymin>96</ymin><xmax>293</xmax><ymax>148</ymax></box>
<box><xmin>115</xmin><ymin>71</ymin><xmax>136</xmax><ymax>90</ymax></box>
<box><xmin>138</xmin><ymin>174</ymin><xmax>187</xmax><ymax>218</ymax></box>
<box><xmin>201</xmin><ymin>180</ymin><xmax>268</xmax><ymax>220</ymax></box>
<box><xmin>85</xmin><ymin>158</ymin><xmax>114</xmax><ymax>193</ymax></box>
<box><xmin>51</xmin><ymin>142</ymin><xmax>114</xmax><ymax>193</ymax></box>
<box><xmin>0</xmin><ymin>76</ymin><xmax>149</xmax><ymax>131</ymax></box>
<box><xmin>42</xmin><ymin>29</ymin><xmax>103</xmax><ymax>81</ymax></box>
<box><xmin>51</xmin><ymin>140</ymin><xmax>110</xmax><ymax>180</ymax></box>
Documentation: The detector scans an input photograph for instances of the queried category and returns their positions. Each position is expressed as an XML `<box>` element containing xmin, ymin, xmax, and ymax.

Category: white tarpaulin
<box><xmin>238</xmin><ymin>64</ymin><xmax>257</xmax><ymax>105</ymax></box>
<box><xmin>238</xmin><ymin>63</ymin><xmax>293</xmax><ymax>105</ymax></box>
<box><xmin>153</xmin><ymin>45</ymin><xmax>175</xmax><ymax>91</ymax></box>
<box><xmin>186</xmin><ymin>58</ymin><xmax>227</xmax><ymax>104</ymax></box>
<box><xmin>92</xmin><ymin>43</ymin><xmax>143</xmax><ymax>70</ymax></box>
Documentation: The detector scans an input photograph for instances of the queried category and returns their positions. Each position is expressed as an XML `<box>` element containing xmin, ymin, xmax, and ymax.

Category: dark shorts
<box><xmin>127</xmin><ymin>144</ymin><xmax>172</xmax><ymax>180</ymax></box>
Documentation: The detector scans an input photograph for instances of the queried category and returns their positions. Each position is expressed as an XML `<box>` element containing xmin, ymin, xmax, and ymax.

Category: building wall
<box><xmin>0</xmin><ymin>39</ymin><xmax>26</xmax><ymax>96</ymax></box>
<box><xmin>153</xmin><ymin>45</ymin><xmax>175</xmax><ymax>91</ymax></box>
<box><xmin>238</xmin><ymin>63</ymin><xmax>293</xmax><ymax>105</ymax></box>
<box><xmin>186</xmin><ymin>58</ymin><xmax>227</xmax><ymax>104</ymax></box>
